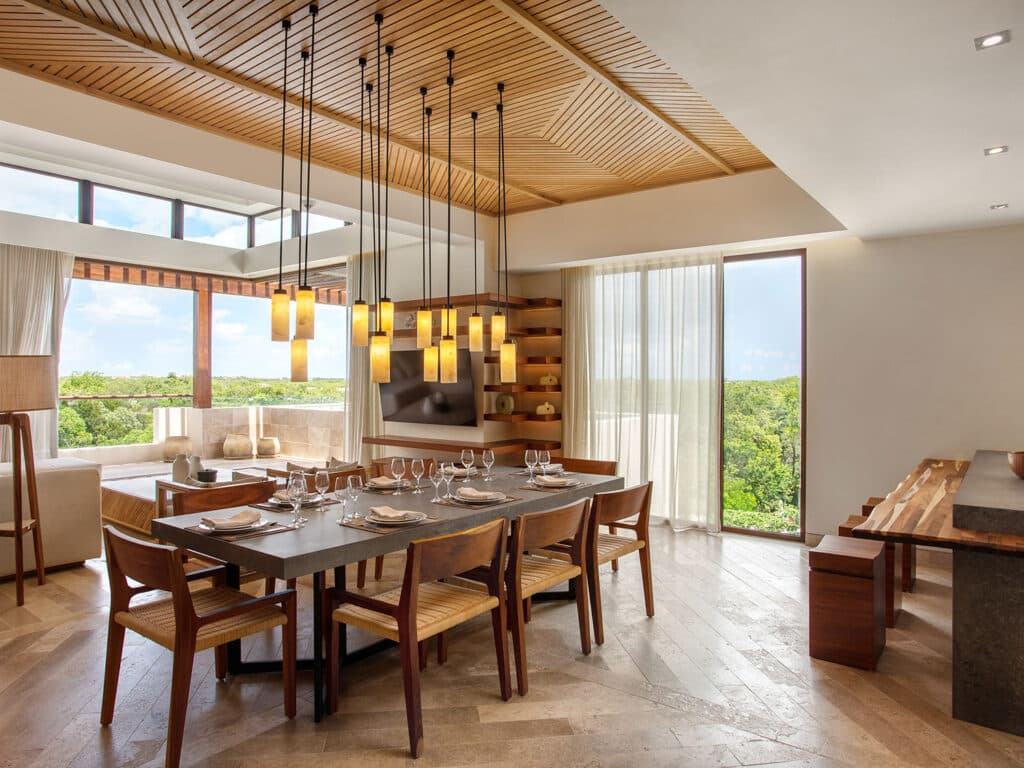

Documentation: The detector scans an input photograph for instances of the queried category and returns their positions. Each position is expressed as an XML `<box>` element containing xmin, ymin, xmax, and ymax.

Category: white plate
<box><xmin>534</xmin><ymin>479</ymin><xmax>580</xmax><ymax>488</ymax></box>
<box><xmin>367</xmin><ymin>511</ymin><xmax>428</xmax><ymax>526</ymax></box>
<box><xmin>198</xmin><ymin>519</ymin><xmax>273</xmax><ymax>535</ymax></box>
<box><xmin>268</xmin><ymin>495</ymin><xmax>321</xmax><ymax>508</ymax></box>
<box><xmin>455</xmin><ymin>492</ymin><xmax>506</xmax><ymax>504</ymax></box>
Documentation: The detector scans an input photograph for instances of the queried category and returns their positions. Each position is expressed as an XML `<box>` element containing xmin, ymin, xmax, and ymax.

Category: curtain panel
<box><xmin>563</xmin><ymin>252</ymin><xmax>723</xmax><ymax>532</ymax></box>
<box><xmin>0</xmin><ymin>244</ymin><xmax>75</xmax><ymax>460</ymax></box>
<box><xmin>343</xmin><ymin>254</ymin><xmax>382</xmax><ymax>465</ymax></box>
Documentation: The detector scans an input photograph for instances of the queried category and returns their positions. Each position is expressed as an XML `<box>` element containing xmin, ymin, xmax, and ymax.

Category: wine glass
<box><xmin>460</xmin><ymin>449</ymin><xmax>475</xmax><ymax>482</ymax></box>
<box><xmin>538</xmin><ymin>450</ymin><xmax>551</xmax><ymax>480</ymax></box>
<box><xmin>442</xmin><ymin>461</ymin><xmax>457</xmax><ymax>499</ymax></box>
<box><xmin>482</xmin><ymin>448</ymin><xmax>495</xmax><ymax>482</ymax></box>
<box><xmin>286</xmin><ymin>470</ymin><xmax>307</xmax><ymax>527</ymax></box>
<box><xmin>390</xmin><ymin>457</ymin><xmax>407</xmax><ymax>495</ymax></box>
<box><xmin>347</xmin><ymin>475</ymin><xmax>364</xmax><ymax>519</ymax></box>
<box><xmin>524</xmin><ymin>449</ymin><xmax>538</xmax><ymax>485</ymax></box>
<box><xmin>333</xmin><ymin>477</ymin><xmax>350</xmax><ymax>522</ymax></box>
<box><xmin>410</xmin><ymin>458</ymin><xmax>425</xmax><ymax>494</ymax></box>
<box><xmin>314</xmin><ymin>470</ymin><xmax>330</xmax><ymax>511</ymax></box>
<box><xmin>428</xmin><ymin>461</ymin><xmax>443</xmax><ymax>502</ymax></box>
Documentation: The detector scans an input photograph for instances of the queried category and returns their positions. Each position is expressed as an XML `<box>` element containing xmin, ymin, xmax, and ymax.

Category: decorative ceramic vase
<box><xmin>257</xmin><ymin>436</ymin><xmax>281</xmax><ymax>458</ymax></box>
<box><xmin>162</xmin><ymin>435</ymin><xmax>192</xmax><ymax>462</ymax></box>
<box><xmin>223</xmin><ymin>433</ymin><xmax>253</xmax><ymax>460</ymax></box>
<box><xmin>535</xmin><ymin>401</ymin><xmax>556</xmax><ymax>416</ymax></box>
<box><xmin>1008</xmin><ymin>452</ymin><xmax>1024</xmax><ymax>479</ymax></box>
<box><xmin>539</xmin><ymin>374</ymin><xmax>559</xmax><ymax>386</ymax></box>
<box><xmin>188</xmin><ymin>455</ymin><xmax>203</xmax><ymax>479</ymax></box>
<box><xmin>496</xmin><ymin>393</ymin><xmax>516</xmax><ymax>415</ymax></box>
<box><xmin>172</xmin><ymin>453</ymin><xmax>189</xmax><ymax>483</ymax></box>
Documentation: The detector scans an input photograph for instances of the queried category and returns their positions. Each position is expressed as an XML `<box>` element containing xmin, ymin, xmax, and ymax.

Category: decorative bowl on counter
<box><xmin>1008</xmin><ymin>452</ymin><xmax>1024</xmax><ymax>479</ymax></box>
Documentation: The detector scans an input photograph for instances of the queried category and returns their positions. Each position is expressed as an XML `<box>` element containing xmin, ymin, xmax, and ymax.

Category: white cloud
<box><xmin>77</xmin><ymin>282</ymin><xmax>163</xmax><ymax>325</ymax></box>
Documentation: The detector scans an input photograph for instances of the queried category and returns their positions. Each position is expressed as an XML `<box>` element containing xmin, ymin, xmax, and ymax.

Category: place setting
<box><xmin>337</xmin><ymin>504</ymin><xmax>441</xmax><ymax>534</ymax></box>
<box><xmin>185</xmin><ymin>508</ymin><xmax>298</xmax><ymax>541</ymax></box>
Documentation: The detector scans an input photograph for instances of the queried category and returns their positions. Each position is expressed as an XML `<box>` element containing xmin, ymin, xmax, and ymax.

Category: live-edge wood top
<box><xmin>853</xmin><ymin>458</ymin><xmax>1024</xmax><ymax>554</ymax></box>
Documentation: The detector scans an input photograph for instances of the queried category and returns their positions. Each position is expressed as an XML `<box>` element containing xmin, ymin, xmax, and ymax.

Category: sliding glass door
<box><xmin>721</xmin><ymin>252</ymin><xmax>805</xmax><ymax>538</ymax></box>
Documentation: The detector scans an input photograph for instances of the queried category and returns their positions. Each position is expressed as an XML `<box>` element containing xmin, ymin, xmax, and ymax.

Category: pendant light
<box><xmin>468</xmin><ymin>111</ymin><xmax>484</xmax><ymax>352</ymax></box>
<box><xmin>497</xmin><ymin>83</ymin><xmax>517</xmax><ymax>384</ymax></box>
<box><xmin>272</xmin><ymin>18</ymin><xmax>292</xmax><ymax>342</ymax></box>
<box><xmin>351</xmin><ymin>56</ymin><xmax>369</xmax><ymax>347</ymax></box>
<box><xmin>416</xmin><ymin>88</ymin><xmax>432</xmax><ymax>349</ymax></box>
<box><xmin>439</xmin><ymin>50</ymin><xmax>458</xmax><ymax>384</ymax></box>
<box><xmin>294</xmin><ymin>4</ymin><xmax>318</xmax><ymax>341</ymax></box>
<box><xmin>422</xmin><ymin>102</ymin><xmax>439</xmax><ymax>381</ymax></box>
<box><xmin>374</xmin><ymin>16</ymin><xmax>394</xmax><ymax>341</ymax></box>
<box><xmin>290</xmin><ymin>45</ymin><xmax>311</xmax><ymax>381</ymax></box>
<box><xmin>367</xmin><ymin>75</ymin><xmax>390</xmax><ymax>384</ymax></box>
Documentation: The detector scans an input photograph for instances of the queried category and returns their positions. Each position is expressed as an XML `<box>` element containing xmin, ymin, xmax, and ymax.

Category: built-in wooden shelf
<box><xmin>483</xmin><ymin>384</ymin><xmax>528</xmax><ymax>393</ymax></box>
<box><xmin>389</xmin><ymin>293</ymin><xmax>534</xmax><ymax>313</ymax></box>
<box><xmin>362</xmin><ymin>435</ymin><xmax>531</xmax><ymax>455</ymax></box>
<box><xmin>525</xmin><ymin>413</ymin><xmax>561</xmax><ymax>422</ymax></box>
<box><xmin>483</xmin><ymin>412</ymin><xmax>528</xmax><ymax>422</ymax></box>
<box><xmin>484</xmin><ymin>355</ymin><xmax>561</xmax><ymax>365</ymax></box>
<box><xmin>525</xmin><ymin>385</ymin><xmax>562</xmax><ymax>393</ymax></box>
<box><xmin>512</xmin><ymin>327</ymin><xmax>562</xmax><ymax>337</ymax></box>
<box><xmin>523</xmin><ymin>297</ymin><xmax>562</xmax><ymax>308</ymax></box>
<box><xmin>526</xmin><ymin>439</ymin><xmax>562</xmax><ymax>451</ymax></box>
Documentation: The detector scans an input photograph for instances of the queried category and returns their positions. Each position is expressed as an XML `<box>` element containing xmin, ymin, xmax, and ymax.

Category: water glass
<box><xmin>428</xmin><ymin>462</ymin><xmax>443</xmax><ymax>502</ymax></box>
<box><xmin>538</xmin><ymin>450</ymin><xmax>551</xmax><ymax>479</ymax></box>
<box><xmin>391</xmin><ymin>457</ymin><xmax>406</xmax><ymax>494</ymax></box>
<box><xmin>442</xmin><ymin>461</ymin><xmax>457</xmax><ymax>499</ymax></box>
<box><xmin>287</xmin><ymin>471</ymin><xmax>307</xmax><ymax>527</ymax></box>
<box><xmin>460</xmin><ymin>449</ymin><xmax>475</xmax><ymax>482</ymax></box>
<box><xmin>347</xmin><ymin>475</ymin><xmax>364</xmax><ymax>519</ymax></box>
<box><xmin>524</xmin><ymin>449</ymin><xmax>539</xmax><ymax>485</ymax></box>
<box><xmin>315</xmin><ymin>470</ymin><xmax>330</xmax><ymax>511</ymax></box>
<box><xmin>482</xmin><ymin>448</ymin><xmax>495</xmax><ymax>482</ymax></box>
<box><xmin>333</xmin><ymin>477</ymin><xmax>350</xmax><ymax>522</ymax></box>
<box><xmin>410</xmin><ymin>458</ymin><xmax>425</xmax><ymax>494</ymax></box>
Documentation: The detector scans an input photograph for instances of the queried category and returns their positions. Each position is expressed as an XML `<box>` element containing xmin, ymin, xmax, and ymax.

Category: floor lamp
<box><xmin>0</xmin><ymin>354</ymin><xmax>53</xmax><ymax>606</ymax></box>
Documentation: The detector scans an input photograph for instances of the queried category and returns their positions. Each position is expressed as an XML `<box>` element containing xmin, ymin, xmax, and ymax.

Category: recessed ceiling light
<box><xmin>984</xmin><ymin>145</ymin><xmax>1009</xmax><ymax>156</ymax></box>
<box><xmin>990</xmin><ymin>203</ymin><xmax>1009</xmax><ymax>210</ymax></box>
<box><xmin>975</xmin><ymin>30</ymin><xmax>1011</xmax><ymax>50</ymax></box>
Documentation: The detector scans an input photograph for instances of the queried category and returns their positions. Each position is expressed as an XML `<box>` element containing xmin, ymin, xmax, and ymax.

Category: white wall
<box><xmin>805</xmin><ymin>223</ymin><xmax>1024</xmax><ymax>536</ymax></box>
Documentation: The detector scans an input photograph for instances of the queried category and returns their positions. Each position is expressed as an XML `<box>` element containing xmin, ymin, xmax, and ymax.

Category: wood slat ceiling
<box><xmin>0</xmin><ymin>0</ymin><xmax>772</xmax><ymax>214</ymax></box>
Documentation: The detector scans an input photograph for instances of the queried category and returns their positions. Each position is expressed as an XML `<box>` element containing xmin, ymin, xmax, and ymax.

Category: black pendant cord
<box><xmin>367</xmin><ymin>82</ymin><xmax>379</xmax><ymax>332</ymax></box>
<box><xmin>495</xmin><ymin>97</ymin><xmax>502</xmax><ymax>320</ymax></box>
<box><xmin>498</xmin><ymin>83</ymin><xmax>509</xmax><ymax>314</ymax></box>
<box><xmin>276</xmin><ymin>19</ymin><xmax>291</xmax><ymax>290</ymax></box>
<box><xmin>357</xmin><ymin>57</ymin><xmax>366</xmax><ymax>302</ymax></box>
<box><xmin>384</xmin><ymin>44</ymin><xmax>393</xmax><ymax>300</ymax></box>
<box><xmin>472</xmin><ymin>111</ymin><xmax>478</xmax><ymax>314</ymax></box>
<box><xmin>303</xmin><ymin>4</ymin><xmax>318</xmax><ymax>287</ymax></box>
<box><xmin>426</xmin><ymin>106</ymin><xmax>433</xmax><ymax>310</ymax></box>
<box><xmin>445</xmin><ymin>49</ymin><xmax>454</xmax><ymax>312</ymax></box>
<box><xmin>420</xmin><ymin>87</ymin><xmax>427</xmax><ymax>308</ymax></box>
<box><xmin>296</xmin><ymin>49</ymin><xmax>308</xmax><ymax>279</ymax></box>
<box><xmin>374</xmin><ymin>14</ymin><xmax>383</xmax><ymax>308</ymax></box>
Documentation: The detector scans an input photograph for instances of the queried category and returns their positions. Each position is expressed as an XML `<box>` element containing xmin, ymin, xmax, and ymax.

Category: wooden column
<box><xmin>193</xmin><ymin>286</ymin><xmax>212</xmax><ymax>408</ymax></box>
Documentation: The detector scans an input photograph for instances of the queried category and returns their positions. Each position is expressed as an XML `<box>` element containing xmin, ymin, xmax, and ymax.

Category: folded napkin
<box><xmin>456</xmin><ymin>487</ymin><xmax>504</xmax><ymax>501</ymax></box>
<box><xmin>201</xmin><ymin>508</ymin><xmax>261</xmax><ymax>530</ymax></box>
<box><xmin>368</xmin><ymin>505</ymin><xmax>416</xmax><ymax>521</ymax></box>
<box><xmin>450</xmin><ymin>466</ymin><xmax>478</xmax><ymax>477</ymax></box>
<box><xmin>368</xmin><ymin>476</ymin><xmax>404</xmax><ymax>488</ymax></box>
<box><xmin>534</xmin><ymin>474</ymin><xmax>574</xmax><ymax>487</ymax></box>
<box><xmin>542</xmin><ymin>463</ymin><xmax>564</xmax><ymax>474</ymax></box>
<box><xmin>272</xmin><ymin>489</ymin><xmax>311</xmax><ymax>503</ymax></box>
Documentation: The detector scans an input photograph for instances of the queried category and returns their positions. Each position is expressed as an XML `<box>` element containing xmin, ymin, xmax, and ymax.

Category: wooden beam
<box><xmin>193</xmin><ymin>285</ymin><xmax>212</xmax><ymax>409</ymax></box>
<box><xmin>17</xmin><ymin>0</ymin><xmax>563</xmax><ymax>208</ymax></box>
<box><xmin>486</xmin><ymin>0</ymin><xmax>735</xmax><ymax>176</ymax></box>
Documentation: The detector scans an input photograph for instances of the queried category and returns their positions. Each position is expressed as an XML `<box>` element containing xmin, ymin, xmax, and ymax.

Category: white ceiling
<box><xmin>600</xmin><ymin>0</ymin><xmax>1024</xmax><ymax>239</ymax></box>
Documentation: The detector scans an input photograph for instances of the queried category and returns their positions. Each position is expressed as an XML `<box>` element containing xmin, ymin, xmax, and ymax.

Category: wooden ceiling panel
<box><xmin>2</xmin><ymin>0</ymin><xmax>772</xmax><ymax>213</ymax></box>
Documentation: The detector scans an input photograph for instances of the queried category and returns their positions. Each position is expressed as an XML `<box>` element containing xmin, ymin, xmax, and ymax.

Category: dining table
<box><xmin>151</xmin><ymin>467</ymin><xmax>625</xmax><ymax>721</ymax></box>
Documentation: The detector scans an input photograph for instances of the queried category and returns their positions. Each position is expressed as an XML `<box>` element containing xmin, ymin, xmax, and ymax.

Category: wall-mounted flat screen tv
<box><xmin>379</xmin><ymin>349</ymin><xmax>477</xmax><ymax>427</ymax></box>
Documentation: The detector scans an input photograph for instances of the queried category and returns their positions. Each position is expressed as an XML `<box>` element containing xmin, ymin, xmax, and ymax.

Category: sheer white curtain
<box><xmin>0</xmin><ymin>244</ymin><xmax>75</xmax><ymax>459</ymax></box>
<box><xmin>343</xmin><ymin>254</ymin><xmax>381</xmax><ymax>465</ymax></box>
<box><xmin>564</xmin><ymin>252</ymin><xmax>723</xmax><ymax>532</ymax></box>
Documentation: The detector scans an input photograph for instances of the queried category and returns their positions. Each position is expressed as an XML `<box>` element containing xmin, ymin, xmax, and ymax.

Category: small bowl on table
<box><xmin>1008</xmin><ymin>452</ymin><xmax>1024</xmax><ymax>480</ymax></box>
<box><xmin>197</xmin><ymin>469</ymin><xmax>219</xmax><ymax>483</ymax></box>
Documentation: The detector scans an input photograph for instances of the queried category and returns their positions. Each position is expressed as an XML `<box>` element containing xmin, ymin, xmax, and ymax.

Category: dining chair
<box><xmin>558</xmin><ymin>457</ymin><xmax>618</xmax><ymax>476</ymax></box>
<box><xmin>100</xmin><ymin>526</ymin><xmax>296</xmax><ymax>768</ymax></box>
<box><xmin>323</xmin><ymin>518</ymin><xmax>512</xmax><ymax>758</ymax></box>
<box><xmin>586</xmin><ymin>482</ymin><xmax>654</xmax><ymax>645</ymax></box>
<box><xmin>170</xmin><ymin>480</ymin><xmax>295</xmax><ymax>595</ymax></box>
<box><xmin>507</xmin><ymin>498</ymin><xmax>591</xmax><ymax>695</ymax></box>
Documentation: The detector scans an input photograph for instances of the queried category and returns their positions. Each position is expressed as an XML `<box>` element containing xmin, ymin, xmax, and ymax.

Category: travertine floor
<box><xmin>2</xmin><ymin>527</ymin><xmax>1022</xmax><ymax>767</ymax></box>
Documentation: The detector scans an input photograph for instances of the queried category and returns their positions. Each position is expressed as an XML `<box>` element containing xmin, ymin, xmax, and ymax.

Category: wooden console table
<box><xmin>853</xmin><ymin>456</ymin><xmax>1024</xmax><ymax>736</ymax></box>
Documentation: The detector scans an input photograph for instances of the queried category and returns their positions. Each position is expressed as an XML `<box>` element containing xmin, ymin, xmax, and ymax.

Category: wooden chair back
<box><xmin>512</xmin><ymin>498</ymin><xmax>590</xmax><ymax>556</ymax></box>
<box><xmin>103</xmin><ymin>525</ymin><xmax>186</xmax><ymax>607</ymax></box>
<box><xmin>591</xmin><ymin>482</ymin><xmax>653</xmax><ymax>529</ymax></box>
<box><xmin>267</xmin><ymin>466</ymin><xmax>367</xmax><ymax>494</ymax></box>
<box><xmin>171</xmin><ymin>480</ymin><xmax>277</xmax><ymax>516</ymax></box>
<box><xmin>406</xmin><ymin>518</ymin><xmax>508</xmax><ymax>587</ymax></box>
<box><xmin>559</xmin><ymin>457</ymin><xmax>618</xmax><ymax>475</ymax></box>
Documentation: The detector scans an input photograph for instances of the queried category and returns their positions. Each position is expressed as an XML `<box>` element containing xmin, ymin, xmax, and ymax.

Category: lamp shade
<box><xmin>468</xmin><ymin>312</ymin><xmax>484</xmax><ymax>352</ymax></box>
<box><xmin>352</xmin><ymin>300</ymin><xmax>369</xmax><ymax>347</ymax></box>
<box><xmin>490</xmin><ymin>311</ymin><xmax>506</xmax><ymax>351</ymax></box>
<box><xmin>290</xmin><ymin>339</ymin><xmax>308</xmax><ymax>382</ymax></box>
<box><xmin>370</xmin><ymin>332</ymin><xmax>391</xmax><ymax>383</ymax></box>
<box><xmin>441</xmin><ymin>307</ymin><xmax>458</xmax><ymax>338</ymax></box>
<box><xmin>295</xmin><ymin>286</ymin><xmax>315</xmax><ymax>340</ymax></box>
<box><xmin>416</xmin><ymin>308</ymin><xmax>433</xmax><ymax>349</ymax></box>
<box><xmin>271</xmin><ymin>289</ymin><xmax>290</xmax><ymax>341</ymax></box>
<box><xmin>439</xmin><ymin>336</ymin><xmax>458</xmax><ymax>384</ymax></box>
<box><xmin>379</xmin><ymin>298</ymin><xmax>395</xmax><ymax>340</ymax></box>
<box><xmin>423</xmin><ymin>344</ymin><xmax>439</xmax><ymax>382</ymax></box>
<box><xmin>499</xmin><ymin>339</ymin><xmax>517</xmax><ymax>383</ymax></box>
<box><xmin>0</xmin><ymin>355</ymin><xmax>56</xmax><ymax>412</ymax></box>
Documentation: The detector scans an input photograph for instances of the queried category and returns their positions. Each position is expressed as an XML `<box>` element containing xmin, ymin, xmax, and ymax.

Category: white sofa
<box><xmin>0</xmin><ymin>457</ymin><xmax>101</xmax><ymax>577</ymax></box>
